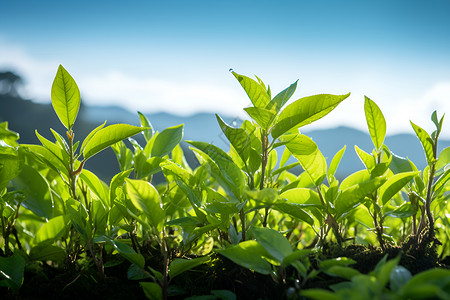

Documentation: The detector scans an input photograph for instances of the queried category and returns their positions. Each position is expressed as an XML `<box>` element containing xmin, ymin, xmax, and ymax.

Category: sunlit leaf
<box><xmin>138</xmin><ymin>111</ymin><xmax>154</xmax><ymax>142</ymax></box>
<box><xmin>83</xmin><ymin>124</ymin><xmax>147</xmax><ymax>159</ymax></box>
<box><xmin>216</xmin><ymin>114</ymin><xmax>250</xmax><ymax>162</ymax></box>
<box><xmin>379</xmin><ymin>171</ymin><xmax>419</xmax><ymax>205</ymax></box>
<box><xmin>231</xmin><ymin>71</ymin><xmax>271</xmax><ymax>108</ymax></box>
<box><xmin>335</xmin><ymin>176</ymin><xmax>386</xmax><ymax>216</ymax></box>
<box><xmin>364</xmin><ymin>97</ymin><xmax>386</xmax><ymax>151</ymax></box>
<box><xmin>281</xmin><ymin>134</ymin><xmax>326</xmax><ymax>186</ymax></box>
<box><xmin>271</xmin><ymin>93</ymin><xmax>350</xmax><ymax>139</ymax></box>
<box><xmin>51</xmin><ymin>65</ymin><xmax>80</xmax><ymax>130</ymax></box>
<box><xmin>410</xmin><ymin>121</ymin><xmax>434</xmax><ymax>164</ymax></box>
<box><xmin>125</xmin><ymin>178</ymin><xmax>165</xmax><ymax>228</ymax></box>
<box><xmin>151</xmin><ymin>124</ymin><xmax>183</xmax><ymax>158</ymax></box>
<box><xmin>251</xmin><ymin>227</ymin><xmax>292</xmax><ymax>263</ymax></box>
<box><xmin>328</xmin><ymin>145</ymin><xmax>346</xmax><ymax>183</ymax></box>
<box><xmin>35</xmin><ymin>215</ymin><xmax>67</xmax><ymax>243</ymax></box>
<box><xmin>243</xmin><ymin>107</ymin><xmax>276</xmax><ymax>130</ymax></box>
<box><xmin>266</xmin><ymin>80</ymin><xmax>298</xmax><ymax>112</ymax></box>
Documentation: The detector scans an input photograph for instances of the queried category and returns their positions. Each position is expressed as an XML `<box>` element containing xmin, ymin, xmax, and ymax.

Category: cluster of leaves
<box><xmin>0</xmin><ymin>65</ymin><xmax>449</xmax><ymax>299</ymax></box>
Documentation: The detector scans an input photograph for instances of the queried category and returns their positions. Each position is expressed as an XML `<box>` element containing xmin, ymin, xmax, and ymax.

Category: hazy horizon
<box><xmin>1</xmin><ymin>0</ymin><xmax>450</xmax><ymax>137</ymax></box>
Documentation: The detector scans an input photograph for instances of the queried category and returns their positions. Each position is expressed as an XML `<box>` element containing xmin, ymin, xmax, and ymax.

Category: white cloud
<box><xmin>0</xmin><ymin>38</ymin><xmax>57</xmax><ymax>100</ymax></box>
<box><xmin>0</xmin><ymin>38</ymin><xmax>448</xmax><ymax>139</ymax></box>
<box><xmin>79</xmin><ymin>71</ymin><xmax>247</xmax><ymax>118</ymax></box>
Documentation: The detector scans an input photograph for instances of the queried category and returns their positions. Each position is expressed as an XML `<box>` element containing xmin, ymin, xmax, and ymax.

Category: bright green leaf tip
<box><xmin>51</xmin><ymin>65</ymin><xmax>81</xmax><ymax>130</ymax></box>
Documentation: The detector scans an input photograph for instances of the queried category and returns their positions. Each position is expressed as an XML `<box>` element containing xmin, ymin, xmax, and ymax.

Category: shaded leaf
<box><xmin>216</xmin><ymin>240</ymin><xmax>272</xmax><ymax>275</ymax></box>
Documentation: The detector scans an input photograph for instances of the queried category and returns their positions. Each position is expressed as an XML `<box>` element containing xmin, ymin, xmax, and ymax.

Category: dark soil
<box><xmin>2</xmin><ymin>231</ymin><xmax>448</xmax><ymax>300</ymax></box>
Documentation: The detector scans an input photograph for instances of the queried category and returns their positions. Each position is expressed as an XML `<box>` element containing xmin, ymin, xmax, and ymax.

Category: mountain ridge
<box><xmin>1</xmin><ymin>95</ymin><xmax>448</xmax><ymax>182</ymax></box>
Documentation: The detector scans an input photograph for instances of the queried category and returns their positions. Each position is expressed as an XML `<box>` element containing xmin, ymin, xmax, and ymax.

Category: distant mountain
<box><xmin>1</xmin><ymin>94</ymin><xmax>449</xmax><ymax>183</ymax></box>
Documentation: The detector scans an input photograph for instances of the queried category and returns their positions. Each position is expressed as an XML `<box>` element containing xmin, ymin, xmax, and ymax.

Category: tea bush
<box><xmin>0</xmin><ymin>65</ymin><xmax>449</xmax><ymax>299</ymax></box>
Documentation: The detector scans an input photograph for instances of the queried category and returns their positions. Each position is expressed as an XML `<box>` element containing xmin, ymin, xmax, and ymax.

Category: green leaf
<box><xmin>35</xmin><ymin>215</ymin><xmax>67</xmax><ymax>243</ymax></box>
<box><xmin>35</xmin><ymin>130</ymin><xmax>69</xmax><ymax>169</ymax></box>
<box><xmin>328</xmin><ymin>145</ymin><xmax>346</xmax><ymax>182</ymax></box>
<box><xmin>138</xmin><ymin>111</ymin><xmax>154</xmax><ymax>142</ymax></box>
<box><xmin>51</xmin><ymin>65</ymin><xmax>80</xmax><ymax>130</ymax></box>
<box><xmin>188</xmin><ymin>141</ymin><xmax>244</xmax><ymax>199</ymax></box>
<box><xmin>400</xmin><ymin>268</ymin><xmax>450</xmax><ymax>299</ymax></box>
<box><xmin>12</xmin><ymin>165</ymin><xmax>53</xmax><ymax>219</ymax></box>
<box><xmin>379</xmin><ymin>171</ymin><xmax>419</xmax><ymax>205</ymax></box>
<box><xmin>151</xmin><ymin>124</ymin><xmax>183</xmax><ymax>157</ymax></box>
<box><xmin>335</xmin><ymin>176</ymin><xmax>387</xmax><ymax>216</ymax></box>
<box><xmin>80</xmin><ymin>121</ymin><xmax>106</xmax><ymax>154</ymax></box>
<box><xmin>111</xmin><ymin>141</ymin><xmax>134</xmax><ymax>172</ymax></box>
<box><xmin>140</xmin><ymin>282</ymin><xmax>163</xmax><ymax>300</ymax></box>
<box><xmin>109</xmin><ymin>169</ymin><xmax>133</xmax><ymax>207</ymax></box>
<box><xmin>388</xmin><ymin>202</ymin><xmax>416</xmax><ymax>218</ymax></box>
<box><xmin>340</xmin><ymin>169</ymin><xmax>371</xmax><ymax>190</ymax></box>
<box><xmin>320</xmin><ymin>257</ymin><xmax>357</xmax><ymax>269</ymax></box>
<box><xmin>243</xmin><ymin>107</ymin><xmax>276</xmax><ymax>130</ymax></box>
<box><xmin>355</xmin><ymin>145</ymin><xmax>375</xmax><ymax>172</ymax></box>
<box><xmin>0</xmin><ymin>147</ymin><xmax>22</xmax><ymax>190</ymax></box>
<box><xmin>274</xmin><ymin>202</ymin><xmax>315</xmax><ymax>225</ymax></box>
<box><xmin>94</xmin><ymin>235</ymin><xmax>145</xmax><ymax>269</ymax></box>
<box><xmin>281</xmin><ymin>134</ymin><xmax>327</xmax><ymax>186</ymax></box>
<box><xmin>271</xmin><ymin>93</ymin><xmax>350</xmax><ymax>139</ymax></box>
<box><xmin>410</xmin><ymin>121</ymin><xmax>435</xmax><ymax>164</ymax></box>
<box><xmin>364</xmin><ymin>97</ymin><xmax>386</xmax><ymax>151</ymax></box>
<box><xmin>29</xmin><ymin>244</ymin><xmax>66</xmax><ymax>263</ymax></box>
<box><xmin>168</xmin><ymin>256</ymin><xmax>210</xmax><ymax>279</ymax></box>
<box><xmin>436</xmin><ymin>147</ymin><xmax>450</xmax><ymax>171</ymax></box>
<box><xmin>22</xmin><ymin>144</ymin><xmax>69</xmax><ymax>177</ymax></box>
<box><xmin>266</xmin><ymin>80</ymin><xmax>298</xmax><ymax>112</ymax></box>
<box><xmin>125</xmin><ymin>178</ymin><xmax>165</xmax><ymax>228</ymax></box>
<box><xmin>251</xmin><ymin>227</ymin><xmax>293</xmax><ymax>263</ymax></box>
<box><xmin>79</xmin><ymin>169</ymin><xmax>108</xmax><ymax>207</ymax></box>
<box><xmin>216</xmin><ymin>114</ymin><xmax>250</xmax><ymax>162</ymax></box>
<box><xmin>231</xmin><ymin>71</ymin><xmax>271</xmax><ymax>108</ymax></box>
<box><xmin>0</xmin><ymin>121</ymin><xmax>20</xmax><ymax>147</ymax></box>
<box><xmin>83</xmin><ymin>124</ymin><xmax>147</xmax><ymax>159</ymax></box>
<box><xmin>326</xmin><ymin>266</ymin><xmax>361</xmax><ymax>280</ymax></box>
<box><xmin>280</xmin><ymin>188</ymin><xmax>322</xmax><ymax>206</ymax></box>
<box><xmin>390</xmin><ymin>152</ymin><xmax>414</xmax><ymax>174</ymax></box>
<box><xmin>433</xmin><ymin>168</ymin><xmax>450</xmax><ymax>196</ymax></box>
<box><xmin>301</xmin><ymin>289</ymin><xmax>340</xmax><ymax>300</ymax></box>
<box><xmin>216</xmin><ymin>240</ymin><xmax>272</xmax><ymax>275</ymax></box>
<box><xmin>0</xmin><ymin>252</ymin><xmax>25</xmax><ymax>291</ymax></box>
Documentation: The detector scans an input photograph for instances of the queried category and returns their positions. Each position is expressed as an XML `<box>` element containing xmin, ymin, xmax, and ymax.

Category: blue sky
<box><xmin>1</xmin><ymin>0</ymin><xmax>450</xmax><ymax>137</ymax></box>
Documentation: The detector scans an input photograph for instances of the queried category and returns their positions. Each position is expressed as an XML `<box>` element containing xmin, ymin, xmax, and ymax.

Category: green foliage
<box><xmin>0</xmin><ymin>66</ymin><xmax>448</xmax><ymax>300</ymax></box>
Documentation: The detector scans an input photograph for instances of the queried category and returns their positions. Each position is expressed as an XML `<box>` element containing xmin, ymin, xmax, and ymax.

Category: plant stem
<box><xmin>240</xmin><ymin>210</ymin><xmax>246</xmax><ymax>241</ymax></box>
<box><xmin>67</xmin><ymin>130</ymin><xmax>77</xmax><ymax>199</ymax></box>
<box><xmin>259</xmin><ymin>132</ymin><xmax>269</xmax><ymax>190</ymax></box>
<box><xmin>425</xmin><ymin>162</ymin><xmax>436</xmax><ymax>235</ymax></box>
<box><xmin>161</xmin><ymin>234</ymin><xmax>169</xmax><ymax>300</ymax></box>
<box><xmin>87</xmin><ymin>240</ymin><xmax>105</xmax><ymax>283</ymax></box>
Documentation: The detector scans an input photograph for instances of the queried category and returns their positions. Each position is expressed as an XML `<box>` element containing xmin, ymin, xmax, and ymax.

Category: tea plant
<box><xmin>0</xmin><ymin>65</ymin><xmax>449</xmax><ymax>300</ymax></box>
